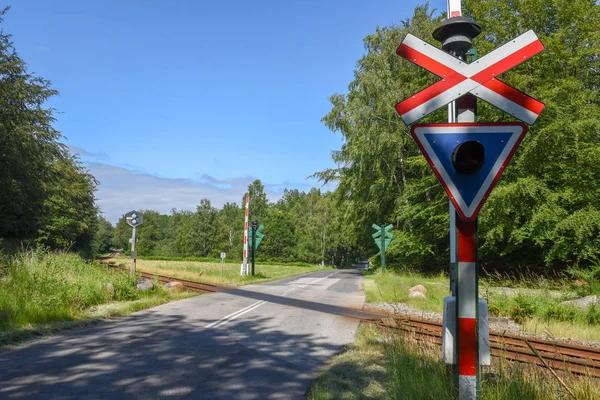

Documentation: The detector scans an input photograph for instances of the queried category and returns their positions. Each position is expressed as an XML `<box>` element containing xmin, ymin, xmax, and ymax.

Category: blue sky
<box><xmin>5</xmin><ymin>0</ymin><xmax>445</xmax><ymax>222</ymax></box>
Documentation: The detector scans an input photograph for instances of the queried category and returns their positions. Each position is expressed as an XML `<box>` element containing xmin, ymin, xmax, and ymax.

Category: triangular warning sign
<box><xmin>411</xmin><ymin>123</ymin><xmax>527</xmax><ymax>221</ymax></box>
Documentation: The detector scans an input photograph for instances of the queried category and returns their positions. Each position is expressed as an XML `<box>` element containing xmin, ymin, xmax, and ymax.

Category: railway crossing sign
<box><xmin>395</xmin><ymin>30</ymin><xmax>545</xmax><ymax>125</ymax></box>
<box><xmin>372</xmin><ymin>224</ymin><xmax>393</xmax><ymax>273</ymax></box>
<box><xmin>125</xmin><ymin>210</ymin><xmax>143</xmax><ymax>228</ymax></box>
<box><xmin>220</xmin><ymin>252</ymin><xmax>226</xmax><ymax>259</ymax></box>
<box><xmin>248</xmin><ymin>224</ymin><xmax>264</xmax><ymax>250</ymax></box>
<box><xmin>411</xmin><ymin>123</ymin><xmax>526</xmax><ymax>221</ymax></box>
<box><xmin>372</xmin><ymin>224</ymin><xmax>393</xmax><ymax>251</ymax></box>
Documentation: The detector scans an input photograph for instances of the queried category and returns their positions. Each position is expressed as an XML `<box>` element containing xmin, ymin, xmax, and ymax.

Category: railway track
<box><xmin>105</xmin><ymin>263</ymin><xmax>221</xmax><ymax>294</ymax></box>
<box><xmin>103</xmin><ymin>263</ymin><xmax>600</xmax><ymax>379</ymax></box>
<box><xmin>373</xmin><ymin>317</ymin><xmax>600</xmax><ymax>379</ymax></box>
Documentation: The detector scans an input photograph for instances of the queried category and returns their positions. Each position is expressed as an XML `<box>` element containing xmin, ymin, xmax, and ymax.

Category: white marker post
<box><xmin>220</xmin><ymin>252</ymin><xmax>226</xmax><ymax>276</ymax></box>
<box><xmin>124</xmin><ymin>210</ymin><xmax>143</xmax><ymax>280</ymax></box>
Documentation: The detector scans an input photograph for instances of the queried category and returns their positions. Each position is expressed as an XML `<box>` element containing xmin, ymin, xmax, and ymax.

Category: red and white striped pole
<box><xmin>456</xmin><ymin>218</ymin><xmax>479</xmax><ymax>399</ymax></box>
<box><xmin>241</xmin><ymin>195</ymin><xmax>249</xmax><ymax>276</ymax></box>
<box><xmin>448</xmin><ymin>0</ymin><xmax>461</xmax><ymax>17</ymax></box>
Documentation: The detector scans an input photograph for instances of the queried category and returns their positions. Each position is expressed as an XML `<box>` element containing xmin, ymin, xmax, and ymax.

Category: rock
<box><xmin>163</xmin><ymin>281</ymin><xmax>184</xmax><ymax>291</ymax></box>
<box><xmin>559</xmin><ymin>295</ymin><xmax>599</xmax><ymax>309</ymax></box>
<box><xmin>136</xmin><ymin>278</ymin><xmax>154</xmax><ymax>291</ymax></box>
<box><xmin>489</xmin><ymin>317</ymin><xmax>511</xmax><ymax>325</ymax></box>
<box><xmin>409</xmin><ymin>284</ymin><xmax>427</xmax><ymax>294</ymax></box>
<box><xmin>103</xmin><ymin>282</ymin><xmax>115</xmax><ymax>297</ymax></box>
<box><xmin>408</xmin><ymin>290</ymin><xmax>427</xmax><ymax>300</ymax></box>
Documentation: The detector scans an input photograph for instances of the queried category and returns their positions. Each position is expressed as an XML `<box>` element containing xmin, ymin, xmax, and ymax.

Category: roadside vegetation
<box><xmin>309</xmin><ymin>324</ymin><xmax>600</xmax><ymax>400</ymax></box>
<box><xmin>117</xmin><ymin>256</ymin><xmax>330</xmax><ymax>286</ymax></box>
<box><xmin>0</xmin><ymin>250</ymin><xmax>194</xmax><ymax>350</ymax></box>
<box><xmin>364</xmin><ymin>267</ymin><xmax>600</xmax><ymax>342</ymax></box>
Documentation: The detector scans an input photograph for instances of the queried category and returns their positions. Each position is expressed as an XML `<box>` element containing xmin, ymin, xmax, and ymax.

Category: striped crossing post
<box><xmin>241</xmin><ymin>195</ymin><xmax>249</xmax><ymax>276</ymax></box>
<box><xmin>456</xmin><ymin>218</ymin><xmax>479</xmax><ymax>399</ymax></box>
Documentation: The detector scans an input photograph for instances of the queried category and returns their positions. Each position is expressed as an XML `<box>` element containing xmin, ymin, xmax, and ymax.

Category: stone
<box><xmin>408</xmin><ymin>290</ymin><xmax>427</xmax><ymax>300</ymax></box>
<box><xmin>136</xmin><ymin>278</ymin><xmax>154</xmax><ymax>291</ymax></box>
<box><xmin>488</xmin><ymin>317</ymin><xmax>511</xmax><ymax>325</ymax></box>
<box><xmin>409</xmin><ymin>284</ymin><xmax>427</xmax><ymax>294</ymax></box>
<box><xmin>559</xmin><ymin>295</ymin><xmax>599</xmax><ymax>309</ymax></box>
<box><xmin>163</xmin><ymin>281</ymin><xmax>184</xmax><ymax>291</ymax></box>
<box><xmin>103</xmin><ymin>282</ymin><xmax>115</xmax><ymax>297</ymax></box>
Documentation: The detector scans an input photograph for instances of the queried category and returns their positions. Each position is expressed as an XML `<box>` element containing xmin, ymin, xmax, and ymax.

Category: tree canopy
<box><xmin>0</xmin><ymin>7</ymin><xmax>98</xmax><ymax>253</ymax></box>
<box><xmin>316</xmin><ymin>0</ymin><xmax>600</xmax><ymax>272</ymax></box>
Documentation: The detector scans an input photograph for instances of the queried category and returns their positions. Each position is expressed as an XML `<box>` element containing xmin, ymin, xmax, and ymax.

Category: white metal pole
<box><xmin>447</xmin><ymin>0</ymin><xmax>460</xmax><ymax>297</ymax></box>
<box><xmin>130</xmin><ymin>226</ymin><xmax>136</xmax><ymax>280</ymax></box>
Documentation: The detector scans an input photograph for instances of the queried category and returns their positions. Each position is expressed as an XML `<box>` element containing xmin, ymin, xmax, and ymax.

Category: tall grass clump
<box><xmin>310</xmin><ymin>324</ymin><xmax>600</xmax><ymax>399</ymax></box>
<box><xmin>0</xmin><ymin>250</ymin><xmax>158</xmax><ymax>329</ymax></box>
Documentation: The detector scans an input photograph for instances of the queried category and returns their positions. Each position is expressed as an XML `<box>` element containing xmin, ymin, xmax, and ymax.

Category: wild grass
<box><xmin>364</xmin><ymin>269</ymin><xmax>449</xmax><ymax>313</ymax></box>
<box><xmin>309</xmin><ymin>323</ymin><xmax>600</xmax><ymax>399</ymax></box>
<box><xmin>364</xmin><ymin>269</ymin><xmax>600</xmax><ymax>342</ymax></box>
<box><xmin>0</xmin><ymin>250</ymin><xmax>194</xmax><ymax>349</ymax></box>
<box><xmin>124</xmin><ymin>257</ymin><xmax>329</xmax><ymax>286</ymax></box>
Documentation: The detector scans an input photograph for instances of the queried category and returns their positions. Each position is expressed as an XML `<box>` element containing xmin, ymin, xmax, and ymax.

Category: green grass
<box><xmin>138</xmin><ymin>255</ymin><xmax>318</xmax><ymax>268</ymax></box>
<box><xmin>364</xmin><ymin>269</ymin><xmax>448</xmax><ymax>313</ymax></box>
<box><xmin>309</xmin><ymin>324</ymin><xmax>600</xmax><ymax>399</ymax></box>
<box><xmin>124</xmin><ymin>257</ymin><xmax>330</xmax><ymax>286</ymax></box>
<box><xmin>364</xmin><ymin>269</ymin><xmax>600</xmax><ymax>342</ymax></box>
<box><xmin>0</xmin><ymin>250</ymin><xmax>195</xmax><ymax>349</ymax></box>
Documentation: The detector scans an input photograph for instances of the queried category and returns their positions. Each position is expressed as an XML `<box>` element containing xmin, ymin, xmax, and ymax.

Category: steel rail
<box><xmin>373</xmin><ymin>318</ymin><xmax>600</xmax><ymax>379</ymax></box>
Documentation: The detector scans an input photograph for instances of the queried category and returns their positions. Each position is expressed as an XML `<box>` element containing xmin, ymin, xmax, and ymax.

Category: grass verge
<box><xmin>309</xmin><ymin>323</ymin><xmax>600</xmax><ymax>399</ymax></box>
<box><xmin>364</xmin><ymin>269</ymin><xmax>600</xmax><ymax>342</ymax></box>
<box><xmin>0</xmin><ymin>250</ymin><xmax>196</xmax><ymax>350</ymax></box>
<box><xmin>120</xmin><ymin>257</ymin><xmax>330</xmax><ymax>286</ymax></box>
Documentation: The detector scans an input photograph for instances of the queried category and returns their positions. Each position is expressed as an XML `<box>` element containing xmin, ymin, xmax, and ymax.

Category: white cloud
<box><xmin>88</xmin><ymin>162</ymin><xmax>289</xmax><ymax>223</ymax></box>
<box><xmin>69</xmin><ymin>145</ymin><xmax>336</xmax><ymax>223</ymax></box>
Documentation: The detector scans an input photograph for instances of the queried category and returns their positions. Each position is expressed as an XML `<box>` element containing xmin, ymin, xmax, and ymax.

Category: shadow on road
<box><xmin>0</xmin><ymin>310</ymin><xmax>343</xmax><ymax>399</ymax></box>
<box><xmin>0</xmin><ymin>267</ymin><xmax>370</xmax><ymax>399</ymax></box>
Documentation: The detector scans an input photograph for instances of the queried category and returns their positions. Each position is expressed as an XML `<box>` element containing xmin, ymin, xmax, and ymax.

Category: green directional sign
<box><xmin>373</xmin><ymin>223</ymin><xmax>393</xmax><ymax>272</ymax></box>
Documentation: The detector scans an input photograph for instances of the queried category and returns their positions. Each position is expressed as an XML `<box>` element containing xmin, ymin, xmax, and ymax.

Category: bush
<box><xmin>509</xmin><ymin>294</ymin><xmax>537</xmax><ymax>324</ymax></box>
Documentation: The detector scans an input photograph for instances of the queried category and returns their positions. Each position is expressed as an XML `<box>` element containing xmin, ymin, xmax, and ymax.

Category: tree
<box><xmin>244</xmin><ymin>179</ymin><xmax>268</xmax><ymax>223</ymax></box>
<box><xmin>193</xmin><ymin>198</ymin><xmax>217</xmax><ymax>256</ymax></box>
<box><xmin>91</xmin><ymin>215</ymin><xmax>114</xmax><ymax>256</ymax></box>
<box><xmin>0</xmin><ymin>7</ymin><xmax>98</xmax><ymax>252</ymax></box>
<box><xmin>318</xmin><ymin>4</ymin><xmax>448</xmax><ymax>269</ymax></box>
<box><xmin>319</xmin><ymin>0</ymin><xmax>600</xmax><ymax>271</ymax></box>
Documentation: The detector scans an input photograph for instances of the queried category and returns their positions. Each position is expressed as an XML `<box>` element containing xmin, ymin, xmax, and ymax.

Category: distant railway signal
<box><xmin>124</xmin><ymin>210</ymin><xmax>143</xmax><ymax>279</ymax></box>
<box><xmin>125</xmin><ymin>211</ymin><xmax>143</xmax><ymax>228</ymax></box>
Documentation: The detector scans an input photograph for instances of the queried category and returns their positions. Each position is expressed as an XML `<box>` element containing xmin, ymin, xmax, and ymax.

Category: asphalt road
<box><xmin>0</xmin><ymin>266</ymin><xmax>380</xmax><ymax>399</ymax></box>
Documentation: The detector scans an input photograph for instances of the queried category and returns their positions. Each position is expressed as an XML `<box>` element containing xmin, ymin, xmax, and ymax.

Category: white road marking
<box><xmin>208</xmin><ymin>301</ymin><xmax>267</xmax><ymax>329</ymax></box>
<box><xmin>205</xmin><ymin>270</ymin><xmax>340</xmax><ymax>330</ymax></box>
<box><xmin>205</xmin><ymin>300</ymin><xmax>265</xmax><ymax>328</ymax></box>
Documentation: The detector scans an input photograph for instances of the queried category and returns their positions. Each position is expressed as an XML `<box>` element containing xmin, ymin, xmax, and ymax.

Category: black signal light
<box><xmin>452</xmin><ymin>141</ymin><xmax>485</xmax><ymax>174</ymax></box>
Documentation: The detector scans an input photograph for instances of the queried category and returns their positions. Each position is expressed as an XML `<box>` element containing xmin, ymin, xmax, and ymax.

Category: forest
<box><xmin>2</xmin><ymin>0</ymin><xmax>599</xmax><ymax>274</ymax></box>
